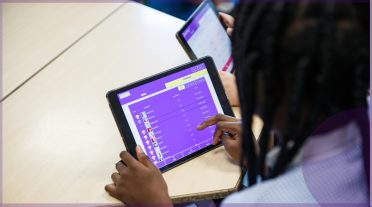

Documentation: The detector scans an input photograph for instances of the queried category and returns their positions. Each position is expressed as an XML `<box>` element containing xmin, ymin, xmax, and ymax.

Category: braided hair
<box><xmin>232</xmin><ymin>2</ymin><xmax>370</xmax><ymax>186</ymax></box>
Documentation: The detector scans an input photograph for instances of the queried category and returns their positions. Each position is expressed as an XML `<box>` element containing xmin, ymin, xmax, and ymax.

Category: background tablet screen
<box><xmin>181</xmin><ymin>3</ymin><xmax>233</xmax><ymax>72</ymax></box>
<box><xmin>117</xmin><ymin>63</ymin><xmax>224</xmax><ymax>169</ymax></box>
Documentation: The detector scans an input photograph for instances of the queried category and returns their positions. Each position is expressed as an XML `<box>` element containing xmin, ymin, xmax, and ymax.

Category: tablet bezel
<box><xmin>176</xmin><ymin>0</ymin><xmax>224</xmax><ymax>60</ymax></box>
<box><xmin>106</xmin><ymin>56</ymin><xmax>234</xmax><ymax>172</ymax></box>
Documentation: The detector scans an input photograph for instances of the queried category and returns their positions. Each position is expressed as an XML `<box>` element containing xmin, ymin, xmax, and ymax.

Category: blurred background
<box><xmin>139</xmin><ymin>0</ymin><xmax>237</xmax><ymax>20</ymax></box>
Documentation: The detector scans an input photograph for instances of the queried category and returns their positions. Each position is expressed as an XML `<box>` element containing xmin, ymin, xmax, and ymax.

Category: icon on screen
<box><xmin>141</xmin><ymin>112</ymin><xmax>147</xmax><ymax>118</ymax></box>
<box><xmin>118</xmin><ymin>91</ymin><xmax>130</xmax><ymax>99</ymax></box>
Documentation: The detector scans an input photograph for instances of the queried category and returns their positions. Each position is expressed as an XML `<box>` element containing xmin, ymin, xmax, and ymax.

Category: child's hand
<box><xmin>197</xmin><ymin>114</ymin><xmax>242</xmax><ymax>162</ymax></box>
<box><xmin>105</xmin><ymin>146</ymin><xmax>172</xmax><ymax>206</ymax></box>
<box><xmin>219</xmin><ymin>12</ymin><xmax>234</xmax><ymax>37</ymax></box>
<box><xmin>219</xmin><ymin>71</ymin><xmax>239</xmax><ymax>106</ymax></box>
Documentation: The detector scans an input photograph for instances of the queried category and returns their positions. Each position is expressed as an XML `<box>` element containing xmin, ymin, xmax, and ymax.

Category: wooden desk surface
<box><xmin>2</xmin><ymin>3</ymin><xmax>122</xmax><ymax>99</ymax></box>
<box><xmin>3</xmin><ymin>2</ymin><xmax>260</xmax><ymax>204</ymax></box>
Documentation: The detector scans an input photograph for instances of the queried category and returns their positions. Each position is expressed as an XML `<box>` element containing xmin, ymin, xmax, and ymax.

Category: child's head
<box><xmin>232</xmin><ymin>2</ymin><xmax>369</xmax><ymax>184</ymax></box>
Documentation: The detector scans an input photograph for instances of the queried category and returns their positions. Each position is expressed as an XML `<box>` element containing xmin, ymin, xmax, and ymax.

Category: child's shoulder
<box><xmin>223</xmin><ymin>166</ymin><xmax>317</xmax><ymax>204</ymax></box>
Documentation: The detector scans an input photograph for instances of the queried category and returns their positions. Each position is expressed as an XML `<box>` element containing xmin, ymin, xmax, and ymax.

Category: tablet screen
<box><xmin>117</xmin><ymin>63</ymin><xmax>224</xmax><ymax>169</ymax></box>
<box><xmin>181</xmin><ymin>2</ymin><xmax>233</xmax><ymax>72</ymax></box>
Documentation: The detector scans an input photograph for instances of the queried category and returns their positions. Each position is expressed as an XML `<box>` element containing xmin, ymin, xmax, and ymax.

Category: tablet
<box><xmin>106</xmin><ymin>57</ymin><xmax>234</xmax><ymax>172</ymax></box>
<box><xmin>176</xmin><ymin>0</ymin><xmax>234</xmax><ymax>73</ymax></box>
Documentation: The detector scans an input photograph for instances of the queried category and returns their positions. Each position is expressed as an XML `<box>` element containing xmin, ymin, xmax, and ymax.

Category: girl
<box><xmin>105</xmin><ymin>2</ymin><xmax>370</xmax><ymax>206</ymax></box>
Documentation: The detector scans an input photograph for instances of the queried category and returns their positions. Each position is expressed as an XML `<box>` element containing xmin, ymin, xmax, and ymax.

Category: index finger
<box><xmin>197</xmin><ymin>114</ymin><xmax>236</xmax><ymax>130</ymax></box>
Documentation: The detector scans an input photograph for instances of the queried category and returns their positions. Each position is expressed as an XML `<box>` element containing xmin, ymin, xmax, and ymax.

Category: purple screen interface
<box><xmin>117</xmin><ymin>63</ymin><xmax>224</xmax><ymax>169</ymax></box>
<box><xmin>181</xmin><ymin>3</ymin><xmax>233</xmax><ymax>72</ymax></box>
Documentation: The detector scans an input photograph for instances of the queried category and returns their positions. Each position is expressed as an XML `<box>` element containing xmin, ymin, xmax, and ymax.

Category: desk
<box><xmin>3</xmin><ymin>2</ymin><xmax>260</xmax><ymax>204</ymax></box>
<box><xmin>2</xmin><ymin>3</ymin><xmax>122</xmax><ymax>99</ymax></box>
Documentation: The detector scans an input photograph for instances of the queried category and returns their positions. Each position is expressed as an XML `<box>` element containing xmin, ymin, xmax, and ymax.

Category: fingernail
<box><xmin>116</xmin><ymin>160</ymin><xmax>125</xmax><ymax>166</ymax></box>
<box><xmin>136</xmin><ymin>145</ymin><xmax>143</xmax><ymax>154</ymax></box>
<box><xmin>197</xmin><ymin>123</ymin><xmax>204</xmax><ymax>128</ymax></box>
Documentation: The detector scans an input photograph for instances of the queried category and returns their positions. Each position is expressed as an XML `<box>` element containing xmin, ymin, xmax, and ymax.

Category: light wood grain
<box><xmin>2</xmin><ymin>3</ymin><xmax>123</xmax><ymax>99</ymax></box>
<box><xmin>3</xmin><ymin>2</ymin><xmax>246</xmax><ymax>203</ymax></box>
